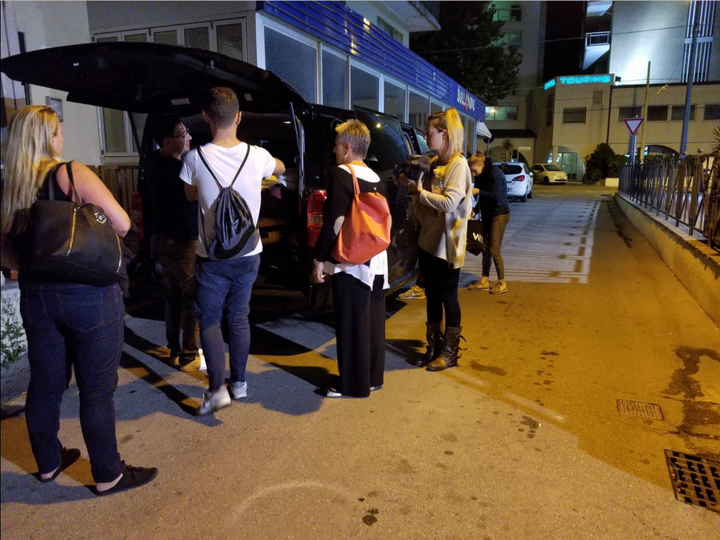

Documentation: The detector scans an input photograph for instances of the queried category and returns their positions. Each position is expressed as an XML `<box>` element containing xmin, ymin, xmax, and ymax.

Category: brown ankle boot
<box><xmin>426</xmin><ymin>326</ymin><xmax>464</xmax><ymax>371</ymax></box>
<box><xmin>410</xmin><ymin>321</ymin><xmax>443</xmax><ymax>367</ymax></box>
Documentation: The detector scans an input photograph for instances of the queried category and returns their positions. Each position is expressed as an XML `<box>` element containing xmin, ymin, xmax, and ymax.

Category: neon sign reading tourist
<box><xmin>544</xmin><ymin>74</ymin><xmax>612</xmax><ymax>90</ymax></box>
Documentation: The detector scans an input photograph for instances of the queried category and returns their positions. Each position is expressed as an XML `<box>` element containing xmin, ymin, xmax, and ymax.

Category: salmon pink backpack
<box><xmin>331</xmin><ymin>164</ymin><xmax>391</xmax><ymax>265</ymax></box>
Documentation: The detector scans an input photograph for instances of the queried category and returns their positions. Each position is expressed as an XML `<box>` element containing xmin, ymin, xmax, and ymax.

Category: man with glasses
<box><xmin>147</xmin><ymin>115</ymin><xmax>203</xmax><ymax>371</ymax></box>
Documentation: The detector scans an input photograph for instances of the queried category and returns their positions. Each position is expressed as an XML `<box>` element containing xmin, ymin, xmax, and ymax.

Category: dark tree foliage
<box><xmin>409</xmin><ymin>1</ymin><xmax>522</xmax><ymax>105</ymax></box>
<box><xmin>585</xmin><ymin>143</ymin><xmax>626</xmax><ymax>181</ymax></box>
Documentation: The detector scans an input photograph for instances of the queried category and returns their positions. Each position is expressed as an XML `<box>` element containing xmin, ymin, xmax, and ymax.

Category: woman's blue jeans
<box><xmin>20</xmin><ymin>282</ymin><xmax>125</xmax><ymax>483</ymax></box>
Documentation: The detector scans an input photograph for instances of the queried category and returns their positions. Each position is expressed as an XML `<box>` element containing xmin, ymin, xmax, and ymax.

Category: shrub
<box><xmin>1</xmin><ymin>296</ymin><xmax>27</xmax><ymax>369</ymax></box>
<box><xmin>585</xmin><ymin>143</ymin><xmax>626</xmax><ymax>180</ymax></box>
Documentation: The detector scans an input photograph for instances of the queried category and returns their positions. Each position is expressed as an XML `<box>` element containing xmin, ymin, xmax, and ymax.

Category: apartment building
<box><xmin>485</xmin><ymin>0</ymin><xmax>719</xmax><ymax>180</ymax></box>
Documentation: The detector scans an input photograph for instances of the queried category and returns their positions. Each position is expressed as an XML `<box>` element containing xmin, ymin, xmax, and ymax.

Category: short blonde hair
<box><xmin>335</xmin><ymin>119</ymin><xmax>371</xmax><ymax>159</ymax></box>
<box><xmin>467</xmin><ymin>152</ymin><xmax>486</xmax><ymax>168</ymax></box>
<box><xmin>427</xmin><ymin>108</ymin><xmax>465</xmax><ymax>155</ymax></box>
<box><xmin>2</xmin><ymin>105</ymin><xmax>62</xmax><ymax>235</ymax></box>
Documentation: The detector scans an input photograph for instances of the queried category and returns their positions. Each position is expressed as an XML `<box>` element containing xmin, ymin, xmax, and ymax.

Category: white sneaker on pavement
<box><xmin>196</xmin><ymin>386</ymin><xmax>231</xmax><ymax>416</ymax></box>
<box><xmin>229</xmin><ymin>380</ymin><xmax>248</xmax><ymax>400</ymax></box>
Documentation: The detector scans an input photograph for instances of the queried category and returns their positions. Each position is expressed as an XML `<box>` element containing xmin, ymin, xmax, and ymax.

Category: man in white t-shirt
<box><xmin>181</xmin><ymin>87</ymin><xmax>285</xmax><ymax>415</ymax></box>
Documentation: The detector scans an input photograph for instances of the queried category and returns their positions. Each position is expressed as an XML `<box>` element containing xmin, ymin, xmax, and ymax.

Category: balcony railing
<box><xmin>585</xmin><ymin>31</ymin><xmax>611</xmax><ymax>47</ymax></box>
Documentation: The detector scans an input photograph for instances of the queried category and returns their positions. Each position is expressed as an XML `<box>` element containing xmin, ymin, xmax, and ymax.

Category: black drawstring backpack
<box><xmin>196</xmin><ymin>145</ymin><xmax>260</xmax><ymax>260</ymax></box>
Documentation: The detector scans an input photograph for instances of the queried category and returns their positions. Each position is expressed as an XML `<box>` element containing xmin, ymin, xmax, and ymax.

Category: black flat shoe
<box><xmin>37</xmin><ymin>447</ymin><xmax>81</xmax><ymax>483</ymax></box>
<box><xmin>93</xmin><ymin>463</ymin><xmax>158</xmax><ymax>497</ymax></box>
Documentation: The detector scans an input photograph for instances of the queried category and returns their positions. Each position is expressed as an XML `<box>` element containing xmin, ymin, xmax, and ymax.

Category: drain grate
<box><xmin>665</xmin><ymin>450</ymin><xmax>720</xmax><ymax>513</ymax></box>
<box><xmin>616</xmin><ymin>399</ymin><xmax>663</xmax><ymax>420</ymax></box>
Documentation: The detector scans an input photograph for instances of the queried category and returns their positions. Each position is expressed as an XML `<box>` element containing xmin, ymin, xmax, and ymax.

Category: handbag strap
<box><xmin>197</xmin><ymin>144</ymin><xmax>251</xmax><ymax>191</ymax></box>
<box><xmin>344</xmin><ymin>164</ymin><xmax>360</xmax><ymax>196</ymax></box>
<box><xmin>48</xmin><ymin>161</ymin><xmax>80</xmax><ymax>204</ymax></box>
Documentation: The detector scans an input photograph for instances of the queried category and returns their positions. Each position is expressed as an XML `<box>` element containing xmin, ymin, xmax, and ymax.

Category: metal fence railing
<box><xmin>618</xmin><ymin>153</ymin><xmax>720</xmax><ymax>253</ymax></box>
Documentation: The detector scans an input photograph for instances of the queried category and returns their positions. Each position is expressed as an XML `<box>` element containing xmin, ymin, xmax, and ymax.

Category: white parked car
<box><xmin>530</xmin><ymin>164</ymin><xmax>568</xmax><ymax>184</ymax></box>
<box><xmin>496</xmin><ymin>162</ymin><xmax>533</xmax><ymax>202</ymax></box>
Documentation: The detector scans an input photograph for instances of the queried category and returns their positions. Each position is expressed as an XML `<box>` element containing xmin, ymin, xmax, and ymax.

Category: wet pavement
<box><xmin>1</xmin><ymin>184</ymin><xmax>719</xmax><ymax>539</ymax></box>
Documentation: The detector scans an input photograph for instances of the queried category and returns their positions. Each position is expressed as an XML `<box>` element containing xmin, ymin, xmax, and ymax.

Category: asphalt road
<box><xmin>2</xmin><ymin>184</ymin><xmax>719</xmax><ymax>539</ymax></box>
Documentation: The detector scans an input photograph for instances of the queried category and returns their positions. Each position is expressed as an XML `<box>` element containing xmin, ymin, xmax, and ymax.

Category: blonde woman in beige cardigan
<box><xmin>401</xmin><ymin>108</ymin><xmax>473</xmax><ymax>372</ymax></box>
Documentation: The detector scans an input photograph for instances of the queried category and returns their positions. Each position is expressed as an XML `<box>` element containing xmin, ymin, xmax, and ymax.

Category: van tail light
<box><xmin>307</xmin><ymin>189</ymin><xmax>326</xmax><ymax>248</ymax></box>
<box><xmin>513</xmin><ymin>175</ymin><xmax>525</xmax><ymax>182</ymax></box>
<box><xmin>131</xmin><ymin>190</ymin><xmax>144</xmax><ymax>240</ymax></box>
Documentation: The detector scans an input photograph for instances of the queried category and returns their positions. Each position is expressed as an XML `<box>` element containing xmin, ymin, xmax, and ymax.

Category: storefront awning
<box><xmin>476</xmin><ymin>122</ymin><xmax>492</xmax><ymax>139</ymax></box>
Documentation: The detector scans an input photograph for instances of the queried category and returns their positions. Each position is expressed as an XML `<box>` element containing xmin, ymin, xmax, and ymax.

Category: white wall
<box><xmin>3</xmin><ymin>1</ymin><xmax>101</xmax><ymax>165</ymax></box>
<box><xmin>86</xmin><ymin>1</ymin><xmax>256</xmax><ymax>33</ymax></box>
<box><xmin>608</xmin><ymin>83</ymin><xmax>720</xmax><ymax>155</ymax></box>
<box><xmin>345</xmin><ymin>1</ymin><xmax>410</xmax><ymax>47</ymax></box>
<box><xmin>610</xmin><ymin>1</ymin><xmax>688</xmax><ymax>85</ymax></box>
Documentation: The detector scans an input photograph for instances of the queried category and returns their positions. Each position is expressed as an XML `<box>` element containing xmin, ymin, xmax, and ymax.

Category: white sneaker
<box><xmin>196</xmin><ymin>386</ymin><xmax>231</xmax><ymax>416</ymax></box>
<box><xmin>229</xmin><ymin>380</ymin><xmax>247</xmax><ymax>400</ymax></box>
<box><xmin>398</xmin><ymin>285</ymin><xmax>426</xmax><ymax>300</ymax></box>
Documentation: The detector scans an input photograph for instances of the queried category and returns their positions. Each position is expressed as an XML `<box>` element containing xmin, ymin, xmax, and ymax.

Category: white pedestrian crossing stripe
<box><xmin>464</xmin><ymin>193</ymin><xmax>602</xmax><ymax>284</ymax></box>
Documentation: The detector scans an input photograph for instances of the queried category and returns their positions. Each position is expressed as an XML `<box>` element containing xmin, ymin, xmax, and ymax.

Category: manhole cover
<box><xmin>616</xmin><ymin>399</ymin><xmax>663</xmax><ymax>420</ymax></box>
<box><xmin>665</xmin><ymin>450</ymin><xmax>720</xmax><ymax>513</ymax></box>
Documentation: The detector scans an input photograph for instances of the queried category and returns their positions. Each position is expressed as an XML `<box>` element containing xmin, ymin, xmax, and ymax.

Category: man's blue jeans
<box><xmin>20</xmin><ymin>282</ymin><xmax>125</xmax><ymax>483</ymax></box>
<box><xmin>194</xmin><ymin>254</ymin><xmax>260</xmax><ymax>392</ymax></box>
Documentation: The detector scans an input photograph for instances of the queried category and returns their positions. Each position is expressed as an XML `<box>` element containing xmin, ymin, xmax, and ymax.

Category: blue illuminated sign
<box><xmin>544</xmin><ymin>74</ymin><xmax>612</xmax><ymax>90</ymax></box>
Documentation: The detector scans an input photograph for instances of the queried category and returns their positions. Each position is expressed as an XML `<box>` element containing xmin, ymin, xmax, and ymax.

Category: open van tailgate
<box><xmin>0</xmin><ymin>42</ymin><xmax>304</xmax><ymax>115</ymax></box>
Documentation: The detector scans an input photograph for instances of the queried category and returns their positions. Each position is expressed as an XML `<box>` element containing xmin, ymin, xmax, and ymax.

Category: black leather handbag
<box><xmin>466</xmin><ymin>218</ymin><xmax>485</xmax><ymax>256</ymax></box>
<box><xmin>28</xmin><ymin>162</ymin><xmax>126</xmax><ymax>286</ymax></box>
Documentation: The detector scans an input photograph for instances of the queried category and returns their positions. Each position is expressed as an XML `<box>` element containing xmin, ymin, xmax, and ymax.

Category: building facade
<box><xmin>2</xmin><ymin>1</ymin><xmax>486</xmax><ymax>166</ymax></box>
<box><xmin>485</xmin><ymin>0</ymin><xmax>719</xmax><ymax>179</ymax></box>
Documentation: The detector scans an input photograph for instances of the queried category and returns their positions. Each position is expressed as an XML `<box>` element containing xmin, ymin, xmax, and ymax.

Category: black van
<box><xmin>1</xmin><ymin>42</ymin><xmax>422</xmax><ymax>311</ymax></box>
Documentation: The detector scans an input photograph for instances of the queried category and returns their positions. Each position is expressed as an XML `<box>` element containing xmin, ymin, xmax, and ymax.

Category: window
<box><xmin>491</xmin><ymin>3</ymin><xmax>522</xmax><ymax>22</ymax></box>
<box><xmin>409</xmin><ymin>92</ymin><xmax>429</xmax><ymax>129</ymax></box>
<box><xmin>184</xmin><ymin>26</ymin><xmax>209</xmax><ymax>49</ymax></box>
<box><xmin>485</xmin><ymin>106</ymin><xmax>517</xmax><ymax>121</ymax></box>
<box><xmin>216</xmin><ymin>23</ymin><xmax>244</xmax><ymax>61</ymax></box>
<box><xmin>384</xmin><ymin>81</ymin><xmax>405</xmax><ymax>120</ymax></box>
<box><xmin>618</xmin><ymin>106</ymin><xmax>641</xmax><ymax>121</ymax></box>
<box><xmin>466</xmin><ymin>118</ymin><xmax>475</xmax><ymax>154</ymax></box>
<box><xmin>153</xmin><ymin>30</ymin><xmax>177</xmax><ymax>45</ymax></box>
<box><xmin>704</xmin><ymin>104</ymin><xmax>720</xmax><ymax>120</ymax></box>
<box><xmin>377</xmin><ymin>17</ymin><xmax>403</xmax><ymax>43</ymax></box>
<box><xmin>671</xmin><ymin>105</ymin><xmax>696</xmax><ymax>121</ymax></box>
<box><xmin>351</xmin><ymin>66</ymin><xmax>379</xmax><ymax>110</ymax></box>
<box><xmin>124</xmin><ymin>33</ymin><xmax>147</xmax><ymax>43</ymax></box>
<box><xmin>563</xmin><ymin>107</ymin><xmax>586</xmax><ymax>123</ymax></box>
<box><xmin>323</xmin><ymin>51</ymin><xmax>347</xmax><ymax>109</ymax></box>
<box><xmin>102</xmin><ymin>108</ymin><xmax>127</xmax><ymax>154</ymax></box>
<box><xmin>265</xmin><ymin>27</ymin><xmax>317</xmax><ymax>103</ymax></box>
<box><xmin>546</xmin><ymin>94</ymin><xmax>554</xmax><ymax>126</ymax></box>
<box><xmin>430</xmin><ymin>102</ymin><xmax>443</xmax><ymax>115</ymax></box>
<box><xmin>647</xmin><ymin>105</ymin><xmax>668</xmax><ymax>121</ymax></box>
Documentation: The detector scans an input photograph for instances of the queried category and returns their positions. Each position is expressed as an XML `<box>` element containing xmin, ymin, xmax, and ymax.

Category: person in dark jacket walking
<box><xmin>467</xmin><ymin>154</ymin><xmax>510</xmax><ymax>294</ymax></box>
